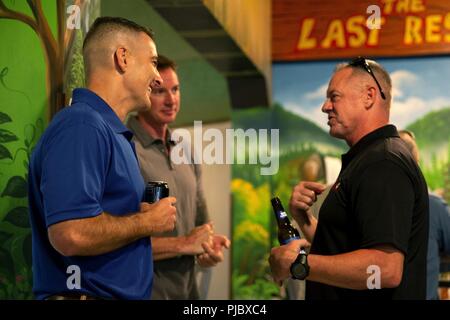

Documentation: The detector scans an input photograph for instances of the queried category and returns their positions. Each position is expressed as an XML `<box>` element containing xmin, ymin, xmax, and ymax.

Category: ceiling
<box><xmin>146</xmin><ymin>0</ymin><xmax>269</xmax><ymax>109</ymax></box>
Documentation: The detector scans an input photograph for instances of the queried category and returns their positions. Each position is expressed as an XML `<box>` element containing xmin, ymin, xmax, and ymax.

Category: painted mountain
<box><xmin>405</xmin><ymin>107</ymin><xmax>450</xmax><ymax>194</ymax></box>
<box><xmin>232</xmin><ymin>103</ymin><xmax>347</xmax><ymax>156</ymax></box>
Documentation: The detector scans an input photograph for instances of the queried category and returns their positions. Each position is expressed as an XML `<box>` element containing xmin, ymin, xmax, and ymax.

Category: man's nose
<box><xmin>165</xmin><ymin>91</ymin><xmax>176</xmax><ymax>104</ymax></box>
<box><xmin>322</xmin><ymin>99</ymin><xmax>332</xmax><ymax>113</ymax></box>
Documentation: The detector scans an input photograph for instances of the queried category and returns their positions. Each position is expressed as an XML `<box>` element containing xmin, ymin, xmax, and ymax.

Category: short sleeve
<box><xmin>41</xmin><ymin>123</ymin><xmax>109</xmax><ymax>227</ymax></box>
<box><xmin>352</xmin><ymin>160</ymin><xmax>414</xmax><ymax>254</ymax></box>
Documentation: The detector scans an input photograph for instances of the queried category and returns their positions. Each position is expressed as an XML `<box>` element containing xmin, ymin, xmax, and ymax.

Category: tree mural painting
<box><xmin>0</xmin><ymin>0</ymin><xmax>94</xmax><ymax>298</ymax></box>
<box><xmin>0</xmin><ymin>0</ymin><xmax>88</xmax><ymax>120</ymax></box>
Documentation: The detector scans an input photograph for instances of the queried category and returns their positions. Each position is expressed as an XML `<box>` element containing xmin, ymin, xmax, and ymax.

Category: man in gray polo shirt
<box><xmin>127</xmin><ymin>55</ymin><xmax>230</xmax><ymax>299</ymax></box>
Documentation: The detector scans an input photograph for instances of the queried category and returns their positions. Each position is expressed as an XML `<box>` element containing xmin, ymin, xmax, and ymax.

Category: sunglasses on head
<box><xmin>349</xmin><ymin>57</ymin><xmax>386</xmax><ymax>100</ymax></box>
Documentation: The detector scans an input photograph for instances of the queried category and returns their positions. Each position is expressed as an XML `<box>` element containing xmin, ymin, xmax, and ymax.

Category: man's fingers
<box><xmin>303</xmin><ymin>181</ymin><xmax>327</xmax><ymax>194</ymax></box>
<box><xmin>201</xmin><ymin>242</ymin><xmax>223</xmax><ymax>263</ymax></box>
<box><xmin>197</xmin><ymin>254</ymin><xmax>215</xmax><ymax>267</ymax></box>
<box><xmin>296</xmin><ymin>195</ymin><xmax>315</xmax><ymax>206</ymax></box>
<box><xmin>156</xmin><ymin>197</ymin><xmax>177</xmax><ymax>206</ymax></box>
<box><xmin>214</xmin><ymin>235</ymin><xmax>231</xmax><ymax>249</ymax></box>
<box><xmin>291</xmin><ymin>199</ymin><xmax>310</xmax><ymax>211</ymax></box>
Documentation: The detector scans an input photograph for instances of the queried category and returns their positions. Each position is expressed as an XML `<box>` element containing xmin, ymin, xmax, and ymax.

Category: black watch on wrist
<box><xmin>290</xmin><ymin>250</ymin><xmax>310</xmax><ymax>280</ymax></box>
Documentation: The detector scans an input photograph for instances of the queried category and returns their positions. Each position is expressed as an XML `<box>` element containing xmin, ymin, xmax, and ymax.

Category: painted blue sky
<box><xmin>273</xmin><ymin>56</ymin><xmax>450</xmax><ymax>130</ymax></box>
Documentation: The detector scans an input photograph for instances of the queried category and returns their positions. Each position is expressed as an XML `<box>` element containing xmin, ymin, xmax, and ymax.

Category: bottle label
<box><xmin>279</xmin><ymin>211</ymin><xmax>287</xmax><ymax>218</ymax></box>
<box><xmin>280</xmin><ymin>236</ymin><xmax>300</xmax><ymax>245</ymax></box>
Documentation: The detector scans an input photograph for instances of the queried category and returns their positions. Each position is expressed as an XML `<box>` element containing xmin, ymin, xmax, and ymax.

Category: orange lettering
<box><xmin>411</xmin><ymin>0</ymin><xmax>425</xmax><ymax>13</ymax></box>
<box><xmin>382</xmin><ymin>0</ymin><xmax>396</xmax><ymax>15</ymax></box>
<box><xmin>297</xmin><ymin>18</ymin><xmax>317</xmax><ymax>50</ymax></box>
<box><xmin>404</xmin><ymin>16</ymin><xmax>423</xmax><ymax>44</ymax></box>
<box><xmin>425</xmin><ymin>15</ymin><xmax>442</xmax><ymax>43</ymax></box>
<box><xmin>396</xmin><ymin>0</ymin><xmax>409</xmax><ymax>14</ymax></box>
<box><xmin>444</xmin><ymin>13</ymin><xmax>450</xmax><ymax>43</ymax></box>
<box><xmin>347</xmin><ymin>16</ymin><xmax>366</xmax><ymax>47</ymax></box>
<box><xmin>367</xmin><ymin>17</ymin><xmax>386</xmax><ymax>46</ymax></box>
<box><xmin>321</xmin><ymin>19</ymin><xmax>346</xmax><ymax>48</ymax></box>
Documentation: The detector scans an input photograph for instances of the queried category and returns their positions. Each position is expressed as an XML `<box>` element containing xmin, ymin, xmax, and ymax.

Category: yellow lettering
<box><xmin>426</xmin><ymin>15</ymin><xmax>442</xmax><ymax>43</ymax></box>
<box><xmin>297</xmin><ymin>18</ymin><xmax>317</xmax><ymax>50</ymax></box>
<box><xmin>347</xmin><ymin>16</ymin><xmax>366</xmax><ymax>47</ymax></box>
<box><xmin>444</xmin><ymin>13</ymin><xmax>450</xmax><ymax>42</ymax></box>
<box><xmin>396</xmin><ymin>0</ymin><xmax>410</xmax><ymax>14</ymax></box>
<box><xmin>367</xmin><ymin>17</ymin><xmax>386</xmax><ymax>46</ymax></box>
<box><xmin>382</xmin><ymin>0</ymin><xmax>397</xmax><ymax>15</ymax></box>
<box><xmin>411</xmin><ymin>0</ymin><xmax>425</xmax><ymax>13</ymax></box>
<box><xmin>404</xmin><ymin>16</ymin><xmax>422</xmax><ymax>44</ymax></box>
<box><xmin>321</xmin><ymin>19</ymin><xmax>346</xmax><ymax>48</ymax></box>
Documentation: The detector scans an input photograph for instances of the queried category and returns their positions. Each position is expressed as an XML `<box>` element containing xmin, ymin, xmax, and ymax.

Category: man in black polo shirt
<box><xmin>269</xmin><ymin>58</ymin><xmax>429</xmax><ymax>299</ymax></box>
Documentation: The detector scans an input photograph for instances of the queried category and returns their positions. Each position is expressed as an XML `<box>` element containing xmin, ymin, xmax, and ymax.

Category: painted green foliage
<box><xmin>406</xmin><ymin>107</ymin><xmax>450</xmax><ymax>202</ymax></box>
<box><xmin>231</xmin><ymin>105</ymin><xmax>344</xmax><ymax>299</ymax></box>
<box><xmin>0</xmin><ymin>0</ymin><xmax>96</xmax><ymax>299</ymax></box>
<box><xmin>0</xmin><ymin>0</ymin><xmax>57</xmax><ymax>299</ymax></box>
<box><xmin>0</xmin><ymin>106</ymin><xmax>42</xmax><ymax>299</ymax></box>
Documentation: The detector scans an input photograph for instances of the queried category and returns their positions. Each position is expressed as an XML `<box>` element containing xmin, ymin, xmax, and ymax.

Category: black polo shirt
<box><xmin>306</xmin><ymin>125</ymin><xmax>429</xmax><ymax>300</ymax></box>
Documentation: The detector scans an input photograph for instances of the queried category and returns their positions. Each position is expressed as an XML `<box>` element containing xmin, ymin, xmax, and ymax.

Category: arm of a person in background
<box><xmin>196</xmin><ymin>234</ymin><xmax>231</xmax><ymax>268</ymax></box>
<box><xmin>48</xmin><ymin>197</ymin><xmax>177</xmax><ymax>257</ymax></box>
<box><xmin>289</xmin><ymin>181</ymin><xmax>327</xmax><ymax>243</ymax></box>
<box><xmin>269</xmin><ymin>239</ymin><xmax>404</xmax><ymax>289</ymax></box>
<box><xmin>152</xmin><ymin>222</ymin><xmax>214</xmax><ymax>261</ymax></box>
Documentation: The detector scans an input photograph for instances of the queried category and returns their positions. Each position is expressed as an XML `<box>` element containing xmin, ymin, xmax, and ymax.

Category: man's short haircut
<box><xmin>83</xmin><ymin>16</ymin><xmax>154</xmax><ymax>52</ymax></box>
<box><xmin>157</xmin><ymin>55</ymin><xmax>177</xmax><ymax>72</ymax></box>
<box><xmin>335</xmin><ymin>59</ymin><xmax>392</xmax><ymax>103</ymax></box>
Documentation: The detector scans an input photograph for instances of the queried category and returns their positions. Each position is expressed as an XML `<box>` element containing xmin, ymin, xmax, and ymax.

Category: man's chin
<box><xmin>329</xmin><ymin>127</ymin><xmax>344</xmax><ymax>139</ymax></box>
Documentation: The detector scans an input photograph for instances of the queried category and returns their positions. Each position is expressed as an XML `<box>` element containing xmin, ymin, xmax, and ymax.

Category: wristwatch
<box><xmin>290</xmin><ymin>250</ymin><xmax>310</xmax><ymax>280</ymax></box>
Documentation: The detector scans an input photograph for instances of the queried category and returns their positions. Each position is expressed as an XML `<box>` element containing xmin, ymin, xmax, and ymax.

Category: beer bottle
<box><xmin>271</xmin><ymin>197</ymin><xmax>301</xmax><ymax>245</ymax></box>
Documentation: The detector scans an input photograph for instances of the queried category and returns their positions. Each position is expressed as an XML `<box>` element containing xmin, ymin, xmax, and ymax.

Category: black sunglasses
<box><xmin>349</xmin><ymin>57</ymin><xmax>386</xmax><ymax>100</ymax></box>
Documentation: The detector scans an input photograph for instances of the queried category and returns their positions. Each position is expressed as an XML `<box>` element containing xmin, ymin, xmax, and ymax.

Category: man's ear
<box><xmin>365</xmin><ymin>86</ymin><xmax>376</xmax><ymax>109</ymax></box>
<box><xmin>114</xmin><ymin>47</ymin><xmax>128</xmax><ymax>72</ymax></box>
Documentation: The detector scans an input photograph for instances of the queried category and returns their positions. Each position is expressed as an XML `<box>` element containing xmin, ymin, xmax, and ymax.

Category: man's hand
<box><xmin>196</xmin><ymin>234</ymin><xmax>231</xmax><ymax>268</ymax></box>
<box><xmin>269</xmin><ymin>239</ymin><xmax>310</xmax><ymax>286</ymax></box>
<box><xmin>140</xmin><ymin>197</ymin><xmax>177</xmax><ymax>234</ymax></box>
<box><xmin>183</xmin><ymin>222</ymin><xmax>214</xmax><ymax>255</ymax></box>
<box><xmin>290</xmin><ymin>181</ymin><xmax>326</xmax><ymax>224</ymax></box>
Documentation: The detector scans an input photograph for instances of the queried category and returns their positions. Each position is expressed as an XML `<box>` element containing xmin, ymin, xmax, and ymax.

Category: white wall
<box><xmin>181</xmin><ymin>121</ymin><xmax>232</xmax><ymax>299</ymax></box>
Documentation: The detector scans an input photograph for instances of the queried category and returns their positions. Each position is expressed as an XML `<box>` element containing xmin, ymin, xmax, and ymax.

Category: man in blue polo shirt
<box><xmin>28</xmin><ymin>17</ymin><xmax>177</xmax><ymax>300</ymax></box>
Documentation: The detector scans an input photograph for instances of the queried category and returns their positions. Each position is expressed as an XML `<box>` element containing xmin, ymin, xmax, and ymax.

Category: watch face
<box><xmin>292</xmin><ymin>263</ymin><xmax>307</xmax><ymax>279</ymax></box>
<box><xmin>290</xmin><ymin>253</ymin><xmax>309</xmax><ymax>280</ymax></box>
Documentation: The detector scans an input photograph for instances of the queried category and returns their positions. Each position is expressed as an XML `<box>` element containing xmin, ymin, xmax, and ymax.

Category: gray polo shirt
<box><xmin>126</xmin><ymin>116</ymin><xmax>209</xmax><ymax>299</ymax></box>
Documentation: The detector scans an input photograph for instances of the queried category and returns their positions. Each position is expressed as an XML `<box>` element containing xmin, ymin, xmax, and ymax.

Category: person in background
<box><xmin>126</xmin><ymin>55</ymin><xmax>230</xmax><ymax>299</ymax></box>
<box><xmin>399</xmin><ymin>129</ymin><xmax>450</xmax><ymax>300</ymax></box>
<box><xmin>28</xmin><ymin>17</ymin><xmax>177</xmax><ymax>300</ymax></box>
<box><xmin>269</xmin><ymin>57</ymin><xmax>429</xmax><ymax>299</ymax></box>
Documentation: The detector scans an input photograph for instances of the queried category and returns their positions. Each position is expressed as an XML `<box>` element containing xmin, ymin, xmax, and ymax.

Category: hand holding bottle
<box><xmin>269</xmin><ymin>238</ymin><xmax>310</xmax><ymax>285</ymax></box>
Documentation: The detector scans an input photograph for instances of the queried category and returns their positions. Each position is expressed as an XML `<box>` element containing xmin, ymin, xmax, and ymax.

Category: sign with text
<box><xmin>273</xmin><ymin>0</ymin><xmax>450</xmax><ymax>61</ymax></box>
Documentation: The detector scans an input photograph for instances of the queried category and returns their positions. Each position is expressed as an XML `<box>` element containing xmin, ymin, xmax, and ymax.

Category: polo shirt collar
<box><xmin>341</xmin><ymin>124</ymin><xmax>399</xmax><ymax>168</ymax></box>
<box><xmin>127</xmin><ymin>115</ymin><xmax>176</xmax><ymax>148</ymax></box>
<box><xmin>71</xmin><ymin>88</ymin><xmax>133</xmax><ymax>140</ymax></box>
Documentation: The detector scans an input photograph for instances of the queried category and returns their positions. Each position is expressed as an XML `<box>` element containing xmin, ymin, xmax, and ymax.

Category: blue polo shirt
<box><xmin>28</xmin><ymin>88</ymin><xmax>151</xmax><ymax>300</ymax></box>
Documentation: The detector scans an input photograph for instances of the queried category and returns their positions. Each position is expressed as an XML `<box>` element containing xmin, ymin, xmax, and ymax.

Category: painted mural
<box><xmin>0</xmin><ymin>0</ymin><xmax>98</xmax><ymax>299</ymax></box>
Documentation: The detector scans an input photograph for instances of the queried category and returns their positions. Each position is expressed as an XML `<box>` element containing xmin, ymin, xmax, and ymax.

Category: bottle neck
<box><xmin>274</xmin><ymin>209</ymin><xmax>290</xmax><ymax>224</ymax></box>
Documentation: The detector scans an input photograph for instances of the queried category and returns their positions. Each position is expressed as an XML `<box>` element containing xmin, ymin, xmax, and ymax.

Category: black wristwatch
<box><xmin>290</xmin><ymin>250</ymin><xmax>310</xmax><ymax>280</ymax></box>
